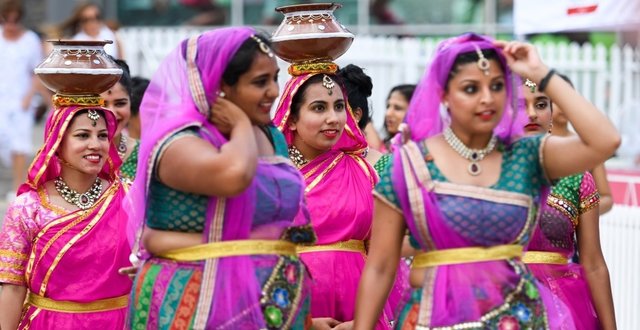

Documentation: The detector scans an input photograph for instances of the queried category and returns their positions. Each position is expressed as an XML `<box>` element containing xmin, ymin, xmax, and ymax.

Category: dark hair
<box><xmin>1</xmin><ymin>0</ymin><xmax>23</xmax><ymax>21</ymax></box>
<box><xmin>109</xmin><ymin>56</ymin><xmax>132</xmax><ymax>97</ymax></box>
<box><xmin>337</xmin><ymin>64</ymin><xmax>373</xmax><ymax>129</ymax></box>
<box><xmin>130</xmin><ymin>77</ymin><xmax>150</xmax><ymax>117</ymax></box>
<box><xmin>387</xmin><ymin>84</ymin><xmax>416</xmax><ymax>104</ymax></box>
<box><xmin>557</xmin><ymin>72</ymin><xmax>574</xmax><ymax>88</ymax></box>
<box><xmin>290</xmin><ymin>73</ymin><xmax>343</xmax><ymax>120</ymax></box>
<box><xmin>222</xmin><ymin>32</ymin><xmax>272</xmax><ymax>86</ymax></box>
<box><xmin>445</xmin><ymin>49</ymin><xmax>504</xmax><ymax>90</ymax></box>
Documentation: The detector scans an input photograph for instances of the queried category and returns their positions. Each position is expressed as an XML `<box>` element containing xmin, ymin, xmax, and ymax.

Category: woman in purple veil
<box><xmin>352</xmin><ymin>33</ymin><xmax>620</xmax><ymax>329</ymax></box>
<box><xmin>126</xmin><ymin>27</ymin><xmax>315</xmax><ymax>329</ymax></box>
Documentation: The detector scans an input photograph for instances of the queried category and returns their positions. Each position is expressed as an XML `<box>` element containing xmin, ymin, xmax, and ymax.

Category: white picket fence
<box><xmin>119</xmin><ymin>27</ymin><xmax>640</xmax><ymax>140</ymax></box>
<box><xmin>600</xmin><ymin>206</ymin><xmax>640</xmax><ymax>330</ymax></box>
<box><xmin>119</xmin><ymin>27</ymin><xmax>640</xmax><ymax>328</ymax></box>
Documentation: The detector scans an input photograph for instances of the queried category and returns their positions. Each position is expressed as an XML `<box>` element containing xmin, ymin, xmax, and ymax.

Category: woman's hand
<box><xmin>332</xmin><ymin>320</ymin><xmax>353</xmax><ymax>330</ymax></box>
<box><xmin>494</xmin><ymin>40</ymin><xmax>548</xmax><ymax>83</ymax></box>
<box><xmin>209</xmin><ymin>97</ymin><xmax>251</xmax><ymax>135</ymax></box>
<box><xmin>118</xmin><ymin>265</ymin><xmax>138</xmax><ymax>280</ymax></box>
<box><xmin>312</xmin><ymin>317</ymin><xmax>341</xmax><ymax>330</ymax></box>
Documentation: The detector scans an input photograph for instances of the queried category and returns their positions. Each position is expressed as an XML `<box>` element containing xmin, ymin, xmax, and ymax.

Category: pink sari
<box><xmin>0</xmin><ymin>104</ymin><xmax>131</xmax><ymax>329</ymax></box>
<box><xmin>274</xmin><ymin>72</ymin><xmax>409</xmax><ymax>328</ymax></box>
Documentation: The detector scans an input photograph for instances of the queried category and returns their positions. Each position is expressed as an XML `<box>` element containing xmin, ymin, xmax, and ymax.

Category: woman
<box><xmin>353</xmin><ymin>33</ymin><xmax>620</xmax><ymax>329</ymax></box>
<box><xmin>337</xmin><ymin>63</ymin><xmax>384</xmax><ymax>165</ymax></box>
<box><xmin>522</xmin><ymin>78</ymin><xmax>616</xmax><ymax>329</ymax></box>
<box><xmin>128</xmin><ymin>76</ymin><xmax>150</xmax><ymax>140</ymax></box>
<box><xmin>547</xmin><ymin>74</ymin><xmax>613</xmax><ymax>215</ymax></box>
<box><xmin>383</xmin><ymin>84</ymin><xmax>415</xmax><ymax>151</ymax></box>
<box><xmin>126</xmin><ymin>27</ymin><xmax>315</xmax><ymax>329</ymax></box>
<box><xmin>0</xmin><ymin>101</ymin><xmax>131</xmax><ymax>329</ymax></box>
<box><xmin>273</xmin><ymin>65</ymin><xmax>407</xmax><ymax>329</ymax></box>
<box><xmin>100</xmin><ymin>58</ymin><xmax>139</xmax><ymax>181</ymax></box>
<box><xmin>0</xmin><ymin>0</ymin><xmax>43</xmax><ymax>201</ymax></box>
<box><xmin>59</xmin><ymin>2</ymin><xmax>123</xmax><ymax>59</ymax></box>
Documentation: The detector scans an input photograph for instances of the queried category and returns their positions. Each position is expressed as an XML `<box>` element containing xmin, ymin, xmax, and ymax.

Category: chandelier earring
<box><xmin>548</xmin><ymin>122</ymin><xmax>553</xmax><ymax>134</ymax></box>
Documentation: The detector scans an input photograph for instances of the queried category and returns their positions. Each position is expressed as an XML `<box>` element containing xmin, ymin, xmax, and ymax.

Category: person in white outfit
<box><xmin>0</xmin><ymin>0</ymin><xmax>44</xmax><ymax>201</ymax></box>
<box><xmin>60</xmin><ymin>2</ymin><xmax>124</xmax><ymax>59</ymax></box>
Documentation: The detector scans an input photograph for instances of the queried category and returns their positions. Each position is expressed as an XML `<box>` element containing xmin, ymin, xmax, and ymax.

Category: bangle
<box><xmin>538</xmin><ymin>69</ymin><xmax>556</xmax><ymax>93</ymax></box>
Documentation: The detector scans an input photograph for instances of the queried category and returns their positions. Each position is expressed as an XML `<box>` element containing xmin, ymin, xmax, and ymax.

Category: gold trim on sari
<box><xmin>296</xmin><ymin>239</ymin><xmax>365</xmax><ymax>254</ymax></box>
<box><xmin>522</xmin><ymin>251</ymin><xmax>568</xmax><ymax>264</ymax></box>
<box><xmin>157</xmin><ymin>239</ymin><xmax>297</xmax><ymax>261</ymax></box>
<box><xmin>412</xmin><ymin>245</ymin><xmax>523</xmax><ymax>269</ymax></box>
<box><xmin>27</xmin><ymin>292</ymin><xmax>128</xmax><ymax>313</ymax></box>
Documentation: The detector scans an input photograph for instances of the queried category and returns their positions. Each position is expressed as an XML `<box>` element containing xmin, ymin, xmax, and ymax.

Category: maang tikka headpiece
<box><xmin>87</xmin><ymin>109</ymin><xmax>100</xmax><ymax>126</ymax></box>
<box><xmin>524</xmin><ymin>78</ymin><xmax>537</xmax><ymax>93</ymax></box>
<box><xmin>250</xmin><ymin>35</ymin><xmax>274</xmax><ymax>58</ymax></box>
<box><xmin>322</xmin><ymin>74</ymin><xmax>335</xmax><ymax>95</ymax></box>
<box><xmin>474</xmin><ymin>45</ymin><xmax>491</xmax><ymax>76</ymax></box>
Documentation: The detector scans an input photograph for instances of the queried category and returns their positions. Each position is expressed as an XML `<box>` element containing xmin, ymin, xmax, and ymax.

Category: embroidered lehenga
<box><xmin>523</xmin><ymin>172</ymin><xmax>601</xmax><ymax>329</ymax></box>
<box><xmin>126</xmin><ymin>28</ymin><xmax>314</xmax><ymax>329</ymax></box>
<box><xmin>0</xmin><ymin>103</ymin><xmax>131</xmax><ymax>329</ymax></box>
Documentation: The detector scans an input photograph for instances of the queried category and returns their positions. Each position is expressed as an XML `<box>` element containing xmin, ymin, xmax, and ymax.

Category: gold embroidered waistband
<box><xmin>157</xmin><ymin>239</ymin><xmax>297</xmax><ymax>261</ymax></box>
<box><xmin>522</xmin><ymin>251</ymin><xmax>568</xmax><ymax>264</ymax></box>
<box><xmin>27</xmin><ymin>293</ymin><xmax>128</xmax><ymax>313</ymax></box>
<box><xmin>296</xmin><ymin>239</ymin><xmax>366</xmax><ymax>254</ymax></box>
<box><xmin>412</xmin><ymin>244</ymin><xmax>523</xmax><ymax>269</ymax></box>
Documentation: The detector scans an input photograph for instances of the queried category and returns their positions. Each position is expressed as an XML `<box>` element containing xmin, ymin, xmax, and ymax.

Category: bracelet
<box><xmin>538</xmin><ymin>69</ymin><xmax>556</xmax><ymax>93</ymax></box>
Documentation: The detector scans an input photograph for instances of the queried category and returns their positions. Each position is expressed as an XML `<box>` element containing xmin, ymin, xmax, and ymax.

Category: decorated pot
<box><xmin>35</xmin><ymin>40</ymin><xmax>122</xmax><ymax>95</ymax></box>
<box><xmin>271</xmin><ymin>2</ymin><xmax>354</xmax><ymax>63</ymax></box>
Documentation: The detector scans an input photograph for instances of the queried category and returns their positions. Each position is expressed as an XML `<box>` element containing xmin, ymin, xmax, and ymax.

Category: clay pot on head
<box><xmin>271</xmin><ymin>2</ymin><xmax>354</xmax><ymax>63</ymax></box>
<box><xmin>35</xmin><ymin>40</ymin><xmax>122</xmax><ymax>95</ymax></box>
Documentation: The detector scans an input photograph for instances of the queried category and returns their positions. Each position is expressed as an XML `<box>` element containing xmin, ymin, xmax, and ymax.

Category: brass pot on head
<box><xmin>271</xmin><ymin>2</ymin><xmax>354</xmax><ymax>64</ymax></box>
<box><xmin>35</xmin><ymin>40</ymin><xmax>122</xmax><ymax>96</ymax></box>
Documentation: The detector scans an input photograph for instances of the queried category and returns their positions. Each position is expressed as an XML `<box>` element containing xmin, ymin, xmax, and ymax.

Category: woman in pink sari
<box><xmin>273</xmin><ymin>64</ymin><xmax>408</xmax><ymax>329</ymax></box>
<box><xmin>0</xmin><ymin>99</ymin><xmax>131</xmax><ymax>329</ymax></box>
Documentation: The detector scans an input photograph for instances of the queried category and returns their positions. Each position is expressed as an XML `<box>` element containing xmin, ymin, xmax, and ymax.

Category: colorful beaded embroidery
<box><xmin>261</xmin><ymin>256</ymin><xmax>306</xmax><ymax>329</ymax></box>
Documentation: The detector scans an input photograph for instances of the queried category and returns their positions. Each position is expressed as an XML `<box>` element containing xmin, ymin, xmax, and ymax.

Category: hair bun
<box><xmin>338</xmin><ymin>64</ymin><xmax>372</xmax><ymax>97</ymax></box>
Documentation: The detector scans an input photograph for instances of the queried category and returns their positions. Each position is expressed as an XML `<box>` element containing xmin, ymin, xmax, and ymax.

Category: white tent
<box><xmin>514</xmin><ymin>0</ymin><xmax>640</xmax><ymax>35</ymax></box>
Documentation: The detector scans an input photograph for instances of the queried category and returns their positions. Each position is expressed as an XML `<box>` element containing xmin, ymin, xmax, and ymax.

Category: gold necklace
<box><xmin>54</xmin><ymin>177</ymin><xmax>103</xmax><ymax>210</ymax></box>
<box><xmin>288</xmin><ymin>145</ymin><xmax>308</xmax><ymax>168</ymax></box>
<box><xmin>443</xmin><ymin>127</ymin><xmax>497</xmax><ymax>176</ymax></box>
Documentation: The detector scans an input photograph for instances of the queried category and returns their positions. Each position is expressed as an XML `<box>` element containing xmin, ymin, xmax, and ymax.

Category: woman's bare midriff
<box><xmin>410</xmin><ymin>267</ymin><xmax>426</xmax><ymax>288</ymax></box>
<box><xmin>142</xmin><ymin>226</ymin><xmax>203</xmax><ymax>256</ymax></box>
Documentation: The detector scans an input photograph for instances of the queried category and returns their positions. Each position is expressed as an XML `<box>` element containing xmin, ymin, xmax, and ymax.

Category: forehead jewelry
<box><xmin>474</xmin><ymin>45</ymin><xmax>491</xmax><ymax>76</ymax></box>
<box><xmin>87</xmin><ymin>109</ymin><xmax>100</xmax><ymax>127</ymax></box>
<box><xmin>250</xmin><ymin>35</ymin><xmax>274</xmax><ymax>58</ymax></box>
<box><xmin>524</xmin><ymin>78</ymin><xmax>537</xmax><ymax>93</ymax></box>
<box><xmin>322</xmin><ymin>75</ymin><xmax>335</xmax><ymax>95</ymax></box>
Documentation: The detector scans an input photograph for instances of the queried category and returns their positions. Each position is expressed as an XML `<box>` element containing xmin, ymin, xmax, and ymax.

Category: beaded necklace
<box><xmin>443</xmin><ymin>127</ymin><xmax>497</xmax><ymax>176</ymax></box>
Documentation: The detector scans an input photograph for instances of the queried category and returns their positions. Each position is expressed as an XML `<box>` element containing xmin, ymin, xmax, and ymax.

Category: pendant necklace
<box><xmin>443</xmin><ymin>127</ymin><xmax>497</xmax><ymax>176</ymax></box>
<box><xmin>54</xmin><ymin>177</ymin><xmax>103</xmax><ymax>210</ymax></box>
